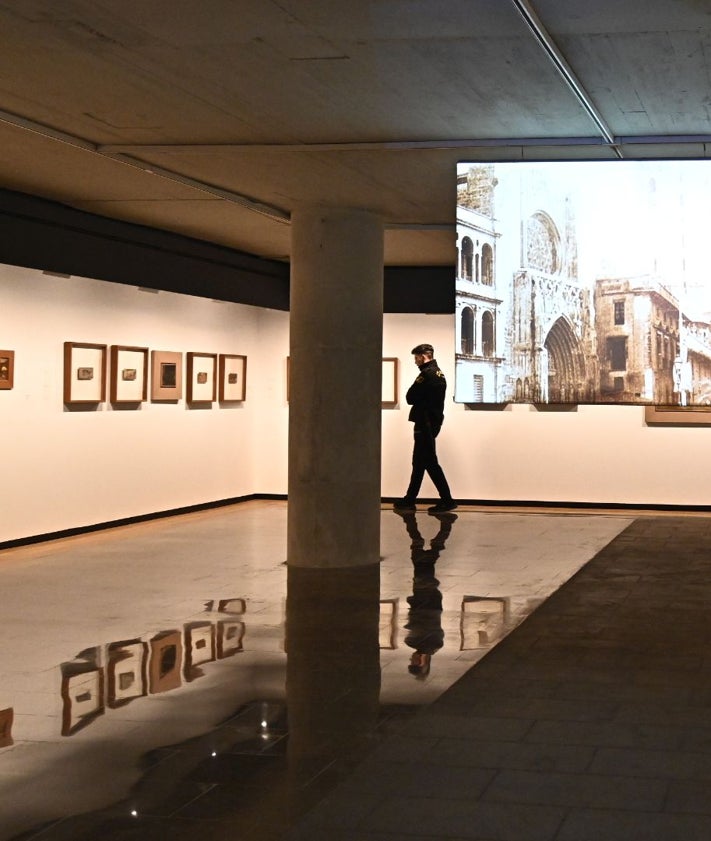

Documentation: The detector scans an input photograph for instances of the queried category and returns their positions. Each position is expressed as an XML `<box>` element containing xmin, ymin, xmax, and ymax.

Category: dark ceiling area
<box><xmin>0</xmin><ymin>0</ymin><xmax>710</xmax><ymax>277</ymax></box>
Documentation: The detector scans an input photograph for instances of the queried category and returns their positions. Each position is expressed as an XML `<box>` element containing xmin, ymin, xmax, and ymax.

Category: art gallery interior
<box><xmin>3</xmin><ymin>1</ymin><xmax>711</xmax><ymax>839</ymax></box>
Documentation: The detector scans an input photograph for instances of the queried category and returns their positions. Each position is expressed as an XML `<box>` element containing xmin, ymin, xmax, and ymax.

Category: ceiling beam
<box><xmin>98</xmin><ymin>134</ymin><xmax>711</xmax><ymax>155</ymax></box>
<box><xmin>509</xmin><ymin>0</ymin><xmax>622</xmax><ymax>158</ymax></box>
<box><xmin>0</xmin><ymin>107</ymin><xmax>290</xmax><ymax>224</ymax></box>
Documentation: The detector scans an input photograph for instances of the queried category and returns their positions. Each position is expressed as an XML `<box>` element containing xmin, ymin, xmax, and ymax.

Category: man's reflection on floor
<box><xmin>394</xmin><ymin>510</ymin><xmax>457</xmax><ymax>678</ymax></box>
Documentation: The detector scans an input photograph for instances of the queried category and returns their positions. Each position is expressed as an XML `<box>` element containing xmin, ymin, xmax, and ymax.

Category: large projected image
<box><xmin>455</xmin><ymin>160</ymin><xmax>711</xmax><ymax>406</ymax></box>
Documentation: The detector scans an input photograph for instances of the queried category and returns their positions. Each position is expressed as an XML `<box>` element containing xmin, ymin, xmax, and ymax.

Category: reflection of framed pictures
<box><xmin>187</xmin><ymin>352</ymin><xmax>217</xmax><ymax>404</ymax></box>
<box><xmin>217</xmin><ymin>598</ymin><xmax>246</xmax><ymax>614</ymax></box>
<box><xmin>219</xmin><ymin>354</ymin><xmax>247</xmax><ymax>402</ymax></box>
<box><xmin>0</xmin><ymin>350</ymin><xmax>14</xmax><ymax>390</ymax></box>
<box><xmin>60</xmin><ymin>663</ymin><xmax>105</xmax><ymax>736</ymax></box>
<box><xmin>216</xmin><ymin>620</ymin><xmax>245</xmax><ymax>658</ymax></box>
<box><xmin>151</xmin><ymin>350</ymin><xmax>182</xmax><ymax>401</ymax></box>
<box><xmin>184</xmin><ymin>622</ymin><xmax>216</xmax><ymax>681</ymax></box>
<box><xmin>107</xmin><ymin>640</ymin><xmax>148</xmax><ymax>708</ymax></box>
<box><xmin>110</xmin><ymin>346</ymin><xmax>148</xmax><ymax>404</ymax></box>
<box><xmin>382</xmin><ymin>357</ymin><xmax>399</xmax><ymax>407</ymax></box>
<box><xmin>149</xmin><ymin>630</ymin><xmax>183</xmax><ymax>694</ymax></box>
<box><xmin>63</xmin><ymin>342</ymin><xmax>107</xmax><ymax>404</ymax></box>
<box><xmin>0</xmin><ymin>708</ymin><xmax>13</xmax><ymax>747</ymax></box>
<box><xmin>459</xmin><ymin>596</ymin><xmax>509</xmax><ymax>651</ymax></box>
<box><xmin>645</xmin><ymin>405</ymin><xmax>711</xmax><ymax>426</ymax></box>
<box><xmin>379</xmin><ymin>598</ymin><xmax>399</xmax><ymax>649</ymax></box>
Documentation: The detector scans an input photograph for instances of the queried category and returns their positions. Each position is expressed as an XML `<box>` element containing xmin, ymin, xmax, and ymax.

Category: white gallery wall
<box><xmin>2</xmin><ymin>263</ymin><xmax>711</xmax><ymax>544</ymax></box>
<box><xmin>0</xmin><ymin>264</ymin><xmax>278</xmax><ymax>544</ymax></box>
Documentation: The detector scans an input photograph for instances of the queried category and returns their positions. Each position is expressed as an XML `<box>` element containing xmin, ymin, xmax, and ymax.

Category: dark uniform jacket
<box><xmin>406</xmin><ymin>358</ymin><xmax>446</xmax><ymax>432</ymax></box>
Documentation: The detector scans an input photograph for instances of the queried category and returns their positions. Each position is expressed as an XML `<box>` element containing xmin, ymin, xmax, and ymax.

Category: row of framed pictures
<box><xmin>64</xmin><ymin>342</ymin><xmax>247</xmax><ymax>405</ymax></box>
<box><xmin>60</xmin><ymin>601</ymin><xmax>247</xmax><ymax>736</ymax></box>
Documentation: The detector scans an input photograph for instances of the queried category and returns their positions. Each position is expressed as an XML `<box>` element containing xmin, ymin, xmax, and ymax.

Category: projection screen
<box><xmin>455</xmin><ymin>160</ymin><xmax>711</xmax><ymax>407</ymax></box>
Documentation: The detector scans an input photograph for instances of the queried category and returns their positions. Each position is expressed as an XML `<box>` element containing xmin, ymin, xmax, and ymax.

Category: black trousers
<box><xmin>404</xmin><ymin>423</ymin><xmax>452</xmax><ymax>502</ymax></box>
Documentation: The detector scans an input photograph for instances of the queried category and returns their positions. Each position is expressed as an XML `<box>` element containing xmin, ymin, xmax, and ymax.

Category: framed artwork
<box><xmin>110</xmin><ymin>345</ymin><xmax>148</xmax><ymax>404</ymax></box>
<box><xmin>63</xmin><ymin>342</ymin><xmax>107</xmax><ymax>404</ymax></box>
<box><xmin>645</xmin><ymin>405</ymin><xmax>711</xmax><ymax>426</ymax></box>
<box><xmin>216</xmin><ymin>620</ymin><xmax>245</xmax><ymax>658</ymax></box>
<box><xmin>148</xmin><ymin>630</ymin><xmax>183</xmax><ymax>694</ymax></box>
<box><xmin>219</xmin><ymin>354</ymin><xmax>247</xmax><ymax>402</ymax></box>
<box><xmin>0</xmin><ymin>707</ymin><xmax>13</xmax><ymax>748</ymax></box>
<box><xmin>184</xmin><ymin>622</ymin><xmax>216</xmax><ymax>681</ymax></box>
<box><xmin>186</xmin><ymin>352</ymin><xmax>217</xmax><ymax>404</ymax></box>
<box><xmin>60</xmin><ymin>663</ymin><xmax>105</xmax><ymax>736</ymax></box>
<box><xmin>217</xmin><ymin>597</ymin><xmax>246</xmax><ymax>614</ymax></box>
<box><xmin>151</xmin><ymin>350</ymin><xmax>183</xmax><ymax>401</ymax></box>
<box><xmin>107</xmin><ymin>640</ymin><xmax>148</xmax><ymax>708</ymax></box>
<box><xmin>382</xmin><ymin>357</ymin><xmax>399</xmax><ymax>406</ymax></box>
<box><xmin>379</xmin><ymin>598</ymin><xmax>399</xmax><ymax>649</ymax></box>
<box><xmin>459</xmin><ymin>596</ymin><xmax>510</xmax><ymax>651</ymax></box>
<box><xmin>0</xmin><ymin>350</ymin><xmax>14</xmax><ymax>390</ymax></box>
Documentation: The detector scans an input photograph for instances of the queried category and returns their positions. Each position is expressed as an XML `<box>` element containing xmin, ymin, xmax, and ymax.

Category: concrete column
<box><xmin>288</xmin><ymin>206</ymin><xmax>383</xmax><ymax>568</ymax></box>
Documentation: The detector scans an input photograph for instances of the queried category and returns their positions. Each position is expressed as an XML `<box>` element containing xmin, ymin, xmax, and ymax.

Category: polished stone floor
<box><xmin>3</xmin><ymin>501</ymin><xmax>707</xmax><ymax>839</ymax></box>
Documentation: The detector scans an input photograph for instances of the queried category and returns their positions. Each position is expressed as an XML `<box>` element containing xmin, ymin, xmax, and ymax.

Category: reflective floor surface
<box><xmin>0</xmin><ymin>501</ymin><xmax>634</xmax><ymax>840</ymax></box>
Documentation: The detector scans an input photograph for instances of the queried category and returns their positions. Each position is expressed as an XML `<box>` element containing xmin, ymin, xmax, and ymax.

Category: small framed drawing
<box><xmin>382</xmin><ymin>357</ymin><xmax>399</xmax><ymax>406</ymax></box>
<box><xmin>107</xmin><ymin>640</ymin><xmax>148</xmax><ymax>708</ymax></box>
<box><xmin>459</xmin><ymin>596</ymin><xmax>510</xmax><ymax>651</ymax></box>
<box><xmin>219</xmin><ymin>354</ymin><xmax>247</xmax><ymax>402</ymax></box>
<box><xmin>110</xmin><ymin>345</ymin><xmax>148</xmax><ymax>404</ymax></box>
<box><xmin>0</xmin><ymin>707</ymin><xmax>14</xmax><ymax>747</ymax></box>
<box><xmin>216</xmin><ymin>620</ymin><xmax>245</xmax><ymax>658</ymax></box>
<box><xmin>151</xmin><ymin>350</ymin><xmax>183</xmax><ymax>401</ymax></box>
<box><xmin>148</xmin><ymin>630</ymin><xmax>183</xmax><ymax>694</ymax></box>
<box><xmin>379</xmin><ymin>598</ymin><xmax>399</xmax><ymax>649</ymax></box>
<box><xmin>186</xmin><ymin>352</ymin><xmax>217</xmax><ymax>404</ymax></box>
<box><xmin>184</xmin><ymin>621</ymin><xmax>216</xmax><ymax>681</ymax></box>
<box><xmin>217</xmin><ymin>597</ymin><xmax>246</xmax><ymax>614</ymax></box>
<box><xmin>60</xmin><ymin>663</ymin><xmax>105</xmax><ymax>736</ymax></box>
<box><xmin>63</xmin><ymin>342</ymin><xmax>107</xmax><ymax>404</ymax></box>
<box><xmin>0</xmin><ymin>350</ymin><xmax>14</xmax><ymax>390</ymax></box>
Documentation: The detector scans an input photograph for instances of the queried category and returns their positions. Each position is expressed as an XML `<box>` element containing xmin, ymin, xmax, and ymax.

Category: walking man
<box><xmin>394</xmin><ymin>343</ymin><xmax>457</xmax><ymax>513</ymax></box>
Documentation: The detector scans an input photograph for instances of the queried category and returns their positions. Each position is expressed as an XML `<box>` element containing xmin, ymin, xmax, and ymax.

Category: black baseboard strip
<box><xmin>0</xmin><ymin>494</ymin><xmax>285</xmax><ymax>551</ymax></box>
<box><xmin>383</xmin><ymin>497</ymin><xmax>711</xmax><ymax>513</ymax></box>
<box><xmin>3</xmin><ymin>494</ymin><xmax>709</xmax><ymax>552</ymax></box>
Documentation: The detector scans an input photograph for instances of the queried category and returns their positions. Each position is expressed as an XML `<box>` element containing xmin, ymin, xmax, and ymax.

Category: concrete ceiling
<box><xmin>1</xmin><ymin>0</ymin><xmax>710</xmax><ymax>266</ymax></box>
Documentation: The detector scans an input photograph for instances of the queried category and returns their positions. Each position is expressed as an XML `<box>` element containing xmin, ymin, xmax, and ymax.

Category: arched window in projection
<box><xmin>482</xmin><ymin>311</ymin><xmax>495</xmax><ymax>358</ymax></box>
<box><xmin>460</xmin><ymin>236</ymin><xmax>474</xmax><ymax>280</ymax></box>
<box><xmin>526</xmin><ymin>212</ymin><xmax>560</xmax><ymax>275</ymax></box>
<box><xmin>461</xmin><ymin>307</ymin><xmax>474</xmax><ymax>355</ymax></box>
<box><xmin>481</xmin><ymin>243</ymin><xmax>494</xmax><ymax>285</ymax></box>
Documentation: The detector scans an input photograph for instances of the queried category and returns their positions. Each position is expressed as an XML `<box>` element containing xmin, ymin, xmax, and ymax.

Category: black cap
<box><xmin>411</xmin><ymin>343</ymin><xmax>434</xmax><ymax>356</ymax></box>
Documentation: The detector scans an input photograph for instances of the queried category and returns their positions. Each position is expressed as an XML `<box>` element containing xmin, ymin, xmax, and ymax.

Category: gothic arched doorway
<box><xmin>544</xmin><ymin>317</ymin><xmax>586</xmax><ymax>403</ymax></box>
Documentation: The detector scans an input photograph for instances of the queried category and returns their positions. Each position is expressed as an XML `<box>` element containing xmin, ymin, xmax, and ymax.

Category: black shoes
<box><xmin>427</xmin><ymin>501</ymin><xmax>458</xmax><ymax>513</ymax></box>
<box><xmin>394</xmin><ymin>499</ymin><xmax>458</xmax><ymax>513</ymax></box>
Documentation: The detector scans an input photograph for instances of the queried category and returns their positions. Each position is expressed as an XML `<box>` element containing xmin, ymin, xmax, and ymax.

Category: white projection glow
<box><xmin>455</xmin><ymin>160</ymin><xmax>711</xmax><ymax>407</ymax></box>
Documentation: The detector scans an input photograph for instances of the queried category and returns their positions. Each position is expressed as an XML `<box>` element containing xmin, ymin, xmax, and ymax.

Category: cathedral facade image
<box><xmin>455</xmin><ymin>161</ymin><xmax>711</xmax><ymax>407</ymax></box>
